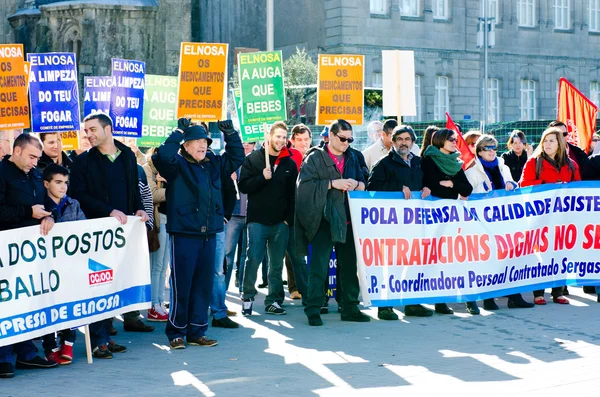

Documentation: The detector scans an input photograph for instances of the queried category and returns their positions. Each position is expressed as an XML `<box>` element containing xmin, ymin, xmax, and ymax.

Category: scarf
<box><xmin>479</xmin><ymin>157</ymin><xmax>505</xmax><ymax>190</ymax></box>
<box><xmin>541</xmin><ymin>152</ymin><xmax>561</xmax><ymax>171</ymax></box>
<box><xmin>423</xmin><ymin>145</ymin><xmax>463</xmax><ymax>176</ymax></box>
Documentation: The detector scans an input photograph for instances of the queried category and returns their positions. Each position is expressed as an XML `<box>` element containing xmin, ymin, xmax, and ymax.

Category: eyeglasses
<box><xmin>447</xmin><ymin>137</ymin><xmax>457</xmax><ymax>143</ymax></box>
<box><xmin>482</xmin><ymin>146</ymin><xmax>498</xmax><ymax>152</ymax></box>
<box><xmin>336</xmin><ymin>135</ymin><xmax>354</xmax><ymax>144</ymax></box>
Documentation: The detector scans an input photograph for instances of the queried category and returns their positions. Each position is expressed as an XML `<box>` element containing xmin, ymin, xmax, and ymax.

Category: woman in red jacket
<box><xmin>520</xmin><ymin>127</ymin><xmax>581</xmax><ymax>305</ymax></box>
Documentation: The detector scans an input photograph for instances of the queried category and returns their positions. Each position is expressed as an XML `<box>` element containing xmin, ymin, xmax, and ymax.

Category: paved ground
<box><xmin>3</xmin><ymin>286</ymin><xmax>600</xmax><ymax>397</ymax></box>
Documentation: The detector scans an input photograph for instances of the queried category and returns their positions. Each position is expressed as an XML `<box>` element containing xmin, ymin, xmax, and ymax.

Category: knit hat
<box><xmin>183</xmin><ymin>125</ymin><xmax>212</xmax><ymax>146</ymax></box>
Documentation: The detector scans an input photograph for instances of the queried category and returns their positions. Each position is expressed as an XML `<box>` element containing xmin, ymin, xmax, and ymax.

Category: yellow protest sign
<box><xmin>0</xmin><ymin>44</ymin><xmax>30</xmax><ymax>130</ymax></box>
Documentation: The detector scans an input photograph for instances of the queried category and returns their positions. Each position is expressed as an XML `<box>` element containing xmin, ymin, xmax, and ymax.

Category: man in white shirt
<box><xmin>362</xmin><ymin>119</ymin><xmax>420</xmax><ymax>170</ymax></box>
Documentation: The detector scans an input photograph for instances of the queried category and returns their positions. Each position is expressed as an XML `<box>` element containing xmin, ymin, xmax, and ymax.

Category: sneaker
<box><xmin>404</xmin><ymin>304</ymin><xmax>434</xmax><ymax>317</ymax></box>
<box><xmin>341</xmin><ymin>310</ymin><xmax>371</xmax><ymax>322</ymax></box>
<box><xmin>147</xmin><ymin>307</ymin><xmax>168</xmax><ymax>322</ymax></box>
<box><xmin>187</xmin><ymin>336</ymin><xmax>218</xmax><ymax>347</ymax></box>
<box><xmin>212</xmin><ymin>317</ymin><xmax>240</xmax><ymax>328</ymax></box>
<box><xmin>170</xmin><ymin>338</ymin><xmax>186</xmax><ymax>350</ymax></box>
<box><xmin>242</xmin><ymin>299</ymin><xmax>253</xmax><ymax>316</ymax></box>
<box><xmin>377</xmin><ymin>307</ymin><xmax>399</xmax><ymax>321</ymax></box>
<box><xmin>265</xmin><ymin>302</ymin><xmax>286</xmax><ymax>315</ymax></box>
<box><xmin>16</xmin><ymin>356</ymin><xmax>58</xmax><ymax>369</ymax></box>
<box><xmin>0</xmin><ymin>362</ymin><xmax>14</xmax><ymax>378</ymax></box>
<box><xmin>107</xmin><ymin>341</ymin><xmax>127</xmax><ymax>353</ymax></box>
<box><xmin>92</xmin><ymin>345</ymin><xmax>113</xmax><ymax>359</ymax></box>
<box><xmin>290</xmin><ymin>291</ymin><xmax>302</xmax><ymax>300</ymax></box>
<box><xmin>60</xmin><ymin>343</ymin><xmax>73</xmax><ymax>361</ymax></box>
<box><xmin>46</xmin><ymin>350</ymin><xmax>71</xmax><ymax>365</ymax></box>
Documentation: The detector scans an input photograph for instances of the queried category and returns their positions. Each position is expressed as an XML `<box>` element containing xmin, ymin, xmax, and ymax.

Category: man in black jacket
<box><xmin>70</xmin><ymin>113</ymin><xmax>150</xmax><ymax>359</ymax></box>
<box><xmin>0</xmin><ymin>133</ymin><xmax>58</xmax><ymax>378</ymax></box>
<box><xmin>367</xmin><ymin>125</ymin><xmax>434</xmax><ymax>320</ymax></box>
<box><xmin>239</xmin><ymin>121</ymin><xmax>298</xmax><ymax>316</ymax></box>
<box><xmin>37</xmin><ymin>132</ymin><xmax>73</xmax><ymax>171</ymax></box>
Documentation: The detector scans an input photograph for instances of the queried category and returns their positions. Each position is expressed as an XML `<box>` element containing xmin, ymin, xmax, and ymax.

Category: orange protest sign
<box><xmin>176</xmin><ymin>42</ymin><xmax>228</xmax><ymax>122</ymax></box>
<box><xmin>0</xmin><ymin>44</ymin><xmax>30</xmax><ymax>130</ymax></box>
<box><xmin>316</xmin><ymin>54</ymin><xmax>364</xmax><ymax>125</ymax></box>
<box><xmin>24</xmin><ymin>61</ymin><xmax>30</xmax><ymax>92</ymax></box>
<box><xmin>61</xmin><ymin>130</ymin><xmax>79</xmax><ymax>151</ymax></box>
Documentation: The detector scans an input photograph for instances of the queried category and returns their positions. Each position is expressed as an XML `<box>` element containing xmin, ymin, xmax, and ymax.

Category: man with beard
<box><xmin>239</xmin><ymin>121</ymin><xmax>298</xmax><ymax>316</ymax></box>
<box><xmin>367</xmin><ymin>125</ymin><xmax>433</xmax><ymax>319</ymax></box>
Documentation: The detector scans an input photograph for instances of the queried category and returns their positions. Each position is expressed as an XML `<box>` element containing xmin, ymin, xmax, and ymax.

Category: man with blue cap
<box><xmin>152</xmin><ymin>118</ymin><xmax>244</xmax><ymax>349</ymax></box>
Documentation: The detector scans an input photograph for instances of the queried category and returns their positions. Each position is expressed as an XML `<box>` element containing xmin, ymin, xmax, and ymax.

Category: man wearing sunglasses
<box><xmin>548</xmin><ymin>120</ymin><xmax>588</xmax><ymax>170</ymax></box>
<box><xmin>296</xmin><ymin>119</ymin><xmax>370</xmax><ymax>326</ymax></box>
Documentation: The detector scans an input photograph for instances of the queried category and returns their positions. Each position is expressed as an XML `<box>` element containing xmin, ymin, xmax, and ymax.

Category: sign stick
<box><xmin>264</xmin><ymin>122</ymin><xmax>270</xmax><ymax>168</ymax></box>
<box><xmin>84</xmin><ymin>325</ymin><xmax>93</xmax><ymax>364</ymax></box>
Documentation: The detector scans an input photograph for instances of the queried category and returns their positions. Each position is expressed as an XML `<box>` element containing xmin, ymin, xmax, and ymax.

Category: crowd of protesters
<box><xmin>1</xmin><ymin>114</ymin><xmax>598</xmax><ymax>379</ymax></box>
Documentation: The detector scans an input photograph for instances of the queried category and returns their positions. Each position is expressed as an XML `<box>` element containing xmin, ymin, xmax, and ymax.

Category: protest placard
<box><xmin>27</xmin><ymin>52</ymin><xmax>80</xmax><ymax>132</ymax></box>
<box><xmin>109</xmin><ymin>58</ymin><xmax>145</xmax><ymax>137</ymax></box>
<box><xmin>233</xmin><ymin>88</ymin><xmax>271</xmax><ymax>142</ymax></box>
<box><xmin>177</xmin><ymin>43</ymin><xmax>228</xmax><ymax>122</ymax></box>
<box><xmin>84</xmin><ymin>76</ymin><xmax>113</xmax><ymax>117</ymax></box>
<box><xmin>316</xmin><ymin>54</ymin><xmax>364</xmax><ymax>125</ymax></box>
<box><xmin>24</xmin><ymin>61</ymin><xmax>30</xmax><ymax>93</ymax></box>
<box><xmin>382</xmin><ymin>50</ymin><xmax>416</xmax><ymax>118</ymax></box>
<box><xmin>139</xmin><ymin>75</ymin><xmax>178</xmax><ymax>147</ymax></box>
<box><xmin>61</xmin><ymin>130</ymin><xmax>79</xmax><ymax>150</ymax></box>
<box><xmin>349</xmin><ymin>182</ymin><xmax>600</xmax><ymax>307</ymax></box>
<box><xmin>0</xmin><ymin>217</ymin><xmax>150</xmax><ymax>347</ymax></box>
<box><xmin>0</xmin><ymin>44</ymin><xmax>29</xmax><ymax>130</ymax></box>
<box><xmin>238</xmin><ymin>50</ymin><xmax>286</xmax><ymax>125</ymax></box>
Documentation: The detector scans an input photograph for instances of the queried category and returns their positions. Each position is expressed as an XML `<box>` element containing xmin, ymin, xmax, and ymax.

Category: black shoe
<box><xmin>583</xmin><ymin>286</ymin><xmax>596</xmax><ymax>294</ymax></box>
<box><xmin>404</xmin><ymin>304</ymin><xmax>433</xmax><ymax>317</ymax></box>
<box><xmin>107</xmin><ymin>341</ymin><xmax>127</xmax><ymax>353</ymax></box>
<box><xmin>466</xmin><ymin>301</ymin><xmax>480</xmax><ymax>315</ymax></box>
<box><xmin>563</xmin><ymin>286</ymin><xmax>569</xmax><ymax>295</ymax></box>
<box><xmin>265</xmin><ymin>303</ymin><xmax>286</xmax><ymax>315</ymax></box>
<box><xmin>16</xmin><ymin>356</ymin><xmax>57</xmax><ymax>369</ymax></box>
<box><xmin>483</xmin><ymin>299</ymin><xmax>499</xmax><ymax>311</ymax></box>
<box><xmin>258</xmin><ymin>282</ymin><xmax>268</xmax><ymax>288</ymax></box>
<box><xmin>435</xmin><ymin>303</ymin><xmax>454</xmax><ymax>315</ymax></box>
<box><xmin>212</xmin><ymin>317</ymin><xmax>240</xmax><ymax>328</ymax></box>
<box><xmin>124</xmin><ymin>320</ymin><xmax>155</xmax><ymax>332</ymax></box>
<box><xmin>109</xmin><ymin>325</ymin><xmax>118</xmax><ymax>336</ymax></box>
<box><xmin>0</xmin><ymin>362</ymin><xmax>14</xmax><ymax>378</ymax></box>
<box><xmin>92</xmin><ymin>345</ymin><xmax>113</xmax><ymax>359</ymax></box>
<box><xmin>507</xmin><ymin>294</ymin><xmax>535</xmax><ymax>308</ymax></box>
<box><xmin>282</xmin><ymin>280</ymin><xmax>288</xmax><ymax>286</ymax></box>
<box><xmin>341</xmin><ymin>310</ymin><xmax>371</xmax><ymax>322</ymax></box>
<box><xmin>377</xmin><ymin>307</ymin><xmax>399</xmax><ymax>320</ymax></box>
<box><xmin>307</xmin><ymin>315</ymin><xmax>323</xmax><ymax>326</ymax></box>
<box><xmin>320</xmin><ymin>306</ymin><xmax>329</xmax><ymax>314</ymax></box>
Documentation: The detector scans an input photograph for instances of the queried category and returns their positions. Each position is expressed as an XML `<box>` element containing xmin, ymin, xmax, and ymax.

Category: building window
<box><xmin>481</xmin><ymin>0</ymin><xmax>500</xmax><ymax>23</ymax></box>
<box><xmin>591</xmin><ymin>81</ymin><xmax>600</xmax><ymax>106</ymax></box>
<box><xmin>520</xmin><ymin>79</ymin><xmax>536</xmax><ymax>121</ymax></box>
<box><xmin>554</xmin><ymin>0</ymin><xmax>570</xmax><ymax>29</ymax></box>
<box><xmin>372</xmin><ymin>72</ymin><xmax>382</xmax><ymax>88</ymax></box>
<box><xmin>487</xmin><ymin>78</ymin><xmax>500</xmax><ymax>123</ymax></box>
<box><xmin>400</xmin><ymin>0</ymin><xmax>420</xmax><ymax>17</ymax></box>
<box><xmin>434</xmin><ymin>76</ymin><xmax>449</xmax><ymax>120</ymax></box>
<box><xmin>517</xmin><ymin>0</ymin><xmax>535</xmax><ymax>27</ymax></box>
<box><xmin>590</xmin><ymin>0</ymin><xmax>600</xmax><ymax>32</ymax></box>
<box><xmin>370</xmin><ymin>0</ymin><xmax>388</xmax><ymax>14</ymax></box>
<box><xmin>404</xmin><ymin>75</ymin><xmax>422</xmax><ymax>122</ymax></box>
<box><xmin>433</xmin><ymin>0</ymin><xmax>449</xmax><ymax>19</ymax></box>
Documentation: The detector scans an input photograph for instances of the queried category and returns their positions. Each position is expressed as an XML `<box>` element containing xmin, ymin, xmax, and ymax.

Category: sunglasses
<box><xmin>593</xmin><ymin>139</ymin><xmax>599</xmax><ymax>142</ymax></box>
<box><xmin>482</xmin><ymin>146</ymin><xmax>498</xmax><ymax>152</ymax></box>
<box><xmin>447</xmin><ymin>137</ymin><xmax>457</xmax><ymax>143</ymax></box>
<box><xmin>563</xmin><ymin>132</ymin><xmax>568</xmax><ymax>137</ymax></box>
<box><xmin>336</xmin><ymin>135</ymin><xmax>354</xmax><ymax>144</ymax></box>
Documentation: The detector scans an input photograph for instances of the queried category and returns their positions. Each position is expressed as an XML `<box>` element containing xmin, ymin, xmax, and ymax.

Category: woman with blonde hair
<box><xmin>520</xmin><ymin>127</ymin><xmax>581</xmax><ymax>305</ymax></box>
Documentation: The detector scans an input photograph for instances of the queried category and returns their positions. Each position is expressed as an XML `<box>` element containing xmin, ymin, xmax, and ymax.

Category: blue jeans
<box><xmin>0</xmin><ymin>342</ymin><xmax>37</xmax><ymax>364</ymax></box>
<box><xmin>150</xmin><ymin>213</ymin><xmax>170</xmax><ymax>306</ymax></box>
<box><xmin>224</xmin><ymin>216</ymin><xmax>247</xmax><ymax>292</ymax></box>
<box><xmin>166</xmin><ymin>234</ymin><xmax>216</xmax><ymax>341</ymax></box>
<box><xmin>242</xmin><ymin>222</ymin><xmax>289</xmax><ymax>307</ymax></box>
<box><xmin>210</xmin><ymin>231</ymin><xmax>227</xmax><ymax>320</ymax></box>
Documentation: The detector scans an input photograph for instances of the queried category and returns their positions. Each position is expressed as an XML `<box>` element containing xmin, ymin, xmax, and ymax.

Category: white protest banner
<box><xmin>349</xmin><ymin>182</ymin><xmax>600</xmax><ymax>307</ymax></box>
<box><xmin>382</xmin><ymin>50</ymin><xmax>416</xmax><ymax>118</ymax></box>
<box><xmin>0</xmin><ymin>217</ymin><xmax>150</xmax><ymax>347</ymax></box>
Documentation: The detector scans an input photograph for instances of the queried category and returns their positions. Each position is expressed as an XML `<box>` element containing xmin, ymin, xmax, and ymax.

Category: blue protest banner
<box><xmin>27</xmin><ymin>52</ymin><xmax>80</xmax><ymax>133</ymax></box>
<box><xmin>109</xmin><ymin>58</ymin><xmax>145</xmax><ymax>137</ymax></box>
<box><xmin>84</xmin><ymin>76</ymin><xmax>113</xmax><ymax>117</ymax></box>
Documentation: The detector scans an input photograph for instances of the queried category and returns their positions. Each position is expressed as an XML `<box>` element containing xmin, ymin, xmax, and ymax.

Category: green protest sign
<box><xmin>233</xmin><ymin>88</ymin><xmax>272</xmax><ymax>142</ymax></box>
<box><xmin>238</xmin><ymin>50</ymin><xmax>286</xmax><ymax>126</ymax></box>
<box><xmin>139</xmin><ymin>75</ymin><xmax>178</xmax><ymax>147</ymax></box>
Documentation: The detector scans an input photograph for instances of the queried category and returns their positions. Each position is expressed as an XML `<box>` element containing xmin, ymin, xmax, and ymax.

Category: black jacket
<box><xmin>222</xmin><ymin>171</ymin><xmax>237</xmax><ymax>221</ymax></box>
<box><xmin>568</xmin><ymin>142</ymin><xmax>588</xmax><ymax>169</ymax></box>
<box><xmin>0</xmin><ymin>155</ymin><xmax>46</xmax><ymax>231</ymax></box>
<box><xmin>500</xmin><ymin>150</ymin><xmax>528</xmax><ymax>182</ymax></box>
<box><xmin>239</xmin><ymin>146</ymin><xmax>298</xmax><ymax>226</ymax></box>
<box><xmin>421</xmin><ymin>156</ymin><xmax>473</xmax><ymax>199</ymax></box>
<box><xmin>38</xmin><ymin>151</ymin><xmax>73</xmax><ymax>171</ymax></box>
<box><xmin>367</xmin><ymin>150</ymin><xmax>423</xmax><ymax>192</ymax></box>
<box><xmin>70</xmin><ymin>140</ymin><xmax>143</xmax><ymax>219</ymax></box>
<box><xmin>152</xmin><ymin>130</ymin><xmax>244</xmax><ymax>237</ymax></box>
<box><xmin>581</xmin><ymin>153</ymin><xmax>600</xmax><ymax>180</ymax></box>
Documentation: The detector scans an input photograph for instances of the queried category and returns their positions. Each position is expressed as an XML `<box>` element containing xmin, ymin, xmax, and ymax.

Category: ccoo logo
<box><xmin>88</xmin><ymin>259</ymin><xmax>114</xmax><ymax>286</ymax></box>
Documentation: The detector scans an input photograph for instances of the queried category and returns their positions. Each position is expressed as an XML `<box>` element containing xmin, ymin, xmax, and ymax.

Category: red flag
<box><xmin>445</xmin><ymin>112</ymin><xmax>475</xmax><ymax>170</ymax></box>
<box><xmin>557</xmin><ymin>78</ymin><xmax>598</xmax><ymax>152</ymax></box>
